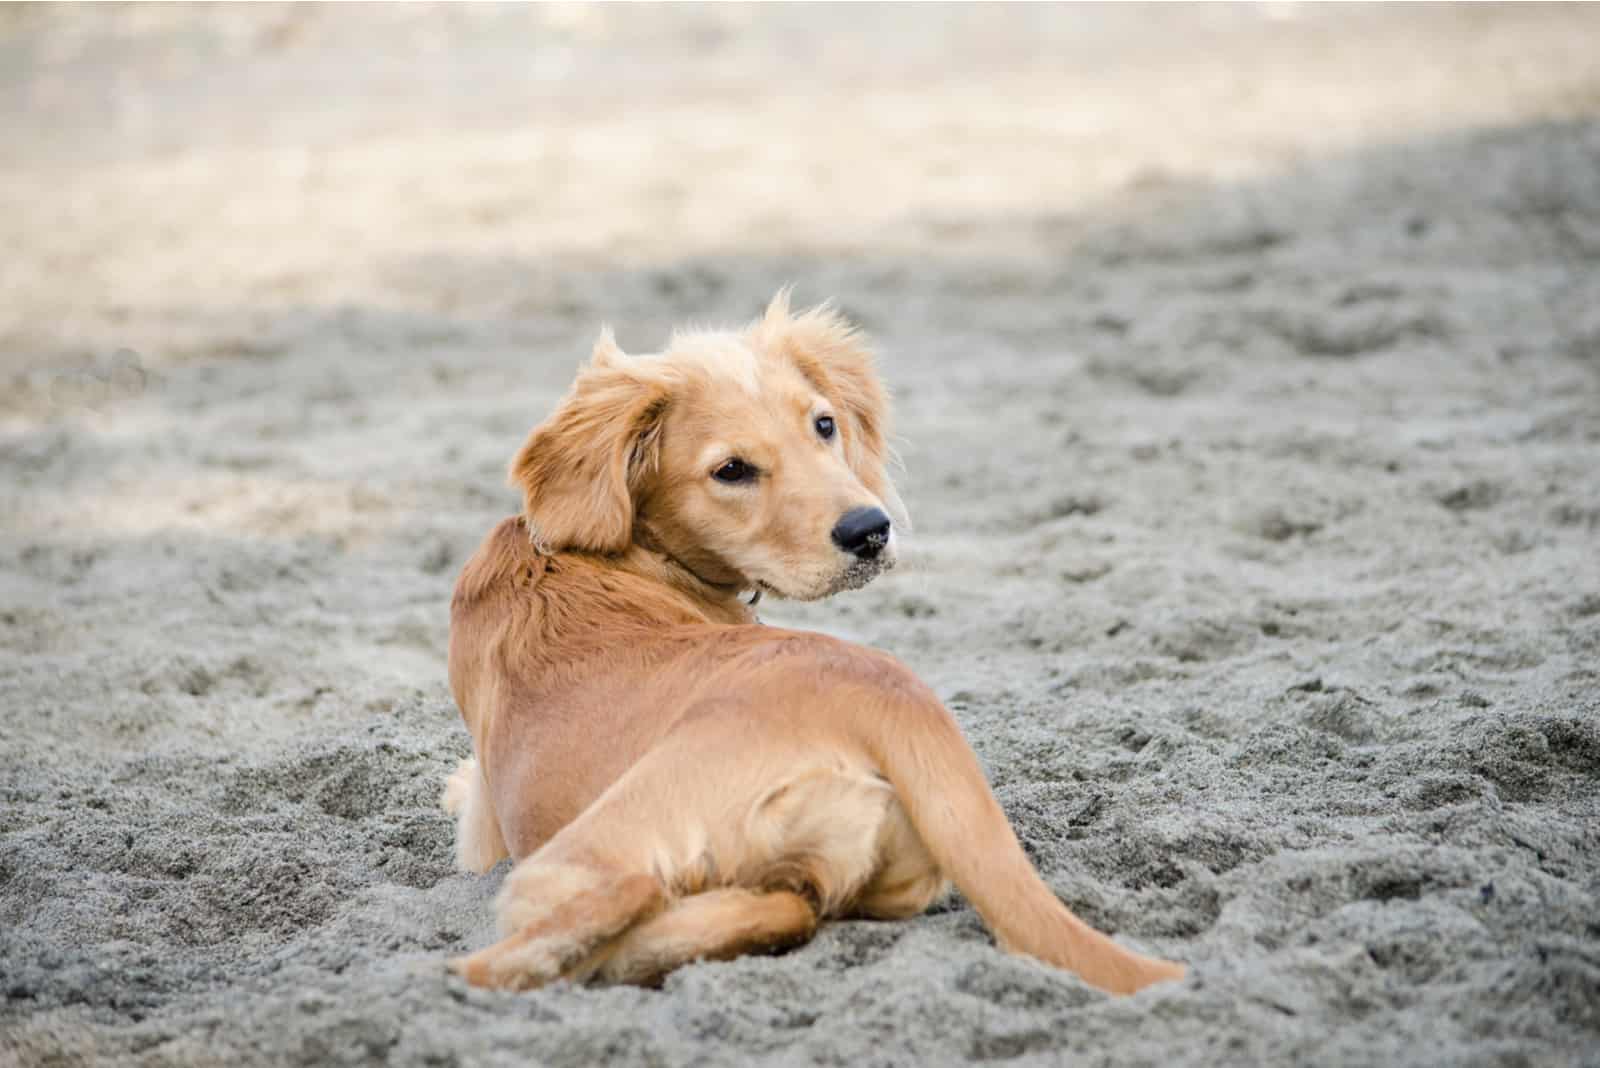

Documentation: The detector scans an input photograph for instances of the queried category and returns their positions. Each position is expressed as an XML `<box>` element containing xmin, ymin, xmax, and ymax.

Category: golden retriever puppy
<box><xmin>443</xmin><ymin>292</ymin><xmax>1185</xmax><ymax>995</ymax></box>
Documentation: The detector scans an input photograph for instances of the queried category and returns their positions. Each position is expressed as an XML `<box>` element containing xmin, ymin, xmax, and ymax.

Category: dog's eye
<box><xmin>712</xmin><ymin>458</ymin><xmax>756</xmax><ymax>484</ymax></box>
<box><xmin>814</xmin><ymin>415</ymin><xmax>836</xmax><ymax>440</ymax></box>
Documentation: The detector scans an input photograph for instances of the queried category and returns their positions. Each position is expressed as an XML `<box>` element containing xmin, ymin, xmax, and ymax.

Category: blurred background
<box><xmin>4</xmin><ymin>3</ymin><xmax>1596</xmax><ymax>696</ymax></box>
<box><xmin>3</xmin><ymin>5</ymin><xmax>1599</xmax><ymax>1065</ymax></box>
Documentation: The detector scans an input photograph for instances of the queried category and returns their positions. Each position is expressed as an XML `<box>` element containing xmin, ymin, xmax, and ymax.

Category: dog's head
<box><xmin>510</xmin><ymin>291</ymin><xmax>905</xmax><ymax>600</ymax></box>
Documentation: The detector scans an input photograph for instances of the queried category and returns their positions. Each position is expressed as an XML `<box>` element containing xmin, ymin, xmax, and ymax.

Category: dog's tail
<box><xmin>857</xmin><ymin>692</ymin><xmax>1186</xmax><ymax>996</ymax></box>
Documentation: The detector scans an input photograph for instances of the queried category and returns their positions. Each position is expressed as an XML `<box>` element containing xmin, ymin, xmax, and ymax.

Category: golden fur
<box><xmin>444</xmin><ymin>293</ymin><xmax>1185</xmax><ymax>995</ymax></box>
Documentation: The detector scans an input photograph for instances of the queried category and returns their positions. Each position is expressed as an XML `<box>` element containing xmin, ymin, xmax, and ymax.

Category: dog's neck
<box><xmin>613</xmin><ymin>542</ymin><xmax>759</xmax><ymax>627</ymax></box>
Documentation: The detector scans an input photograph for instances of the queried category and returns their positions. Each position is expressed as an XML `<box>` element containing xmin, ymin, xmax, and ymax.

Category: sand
<box><xmin>2</xmin><ymin>4</ymin><xmax>1598</xmax><ymax>1065</ymax></box>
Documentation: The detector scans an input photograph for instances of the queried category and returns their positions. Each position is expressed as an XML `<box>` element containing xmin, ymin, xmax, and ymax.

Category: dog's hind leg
<box><xmin>852</xmin><ymin>795</ymin><xmax>949</xmax><ymax>921</ymax></box>
<box><xmin>448</xmin><ymin>744</ymin><xmax>691</xmax><ymax>990</ymax></box>
<box><xmin>441</xmin><ymin>757</ymin><xmax>509</xmax><ymax>874</ymax></box>
<box><xmin>450</xmin><ymin>864</ymin><xmax>664</xmax><ymax>990</ymax></box>
<box><xmin>574</xmin><ymin>888</ymin><xmax>817</xmax><ymax>986</ymax></box>
<box><xmin>451</xmin><ymin>716</ymin><xmax>827</xmax><ymax>990</ymax></box>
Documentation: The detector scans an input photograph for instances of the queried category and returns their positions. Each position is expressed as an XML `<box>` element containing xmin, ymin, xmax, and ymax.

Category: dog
<box><xmin>442</xmin><ymin>292</ymin><xmax>1186</xmax><ymax>995</ymax></box>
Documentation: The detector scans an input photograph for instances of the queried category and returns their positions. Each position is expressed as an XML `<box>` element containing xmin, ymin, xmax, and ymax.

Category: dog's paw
<box><xmin>448</xmin><ymin>941</ymin><xmax>566</xmax><ymax>991</ymax></box>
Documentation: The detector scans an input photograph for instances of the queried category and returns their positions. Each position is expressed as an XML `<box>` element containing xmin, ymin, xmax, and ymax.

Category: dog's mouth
<box><xmin>756</xmin><ymin>547</ymin><xmax>895</xmax><ymax>602</ymax></box>
<box><xmin>828</xmin><ymin>552</ymin><xmax>894</xmax><ymax>595</ymax></box>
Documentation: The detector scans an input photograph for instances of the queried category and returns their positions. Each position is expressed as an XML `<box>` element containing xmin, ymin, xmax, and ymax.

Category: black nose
<box><xmin>831</xmin><ymin>507</ymin><xmax>892</xmax><ymax>560</ymax></box>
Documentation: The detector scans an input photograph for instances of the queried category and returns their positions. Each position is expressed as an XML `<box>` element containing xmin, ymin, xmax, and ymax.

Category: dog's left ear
<box><xmin>754</xmin><ymin>291</ymin><xmax>909</xmax><ymax>530</ymax></box>
<box><xmin>509</xmin><ymin>331</ymin><xmax>671</xmax><ymax>554</ymax></box>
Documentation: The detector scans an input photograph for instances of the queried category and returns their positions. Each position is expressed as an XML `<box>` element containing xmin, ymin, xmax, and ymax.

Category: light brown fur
<box><xmin>444</xmin><ymin>293</ymin><xmax>1185</xmax><ymax>996</ymax></box>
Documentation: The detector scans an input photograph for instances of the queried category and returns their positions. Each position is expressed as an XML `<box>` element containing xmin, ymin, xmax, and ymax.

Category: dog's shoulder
<box><xmin>452</xmin><ymin>515</ymin><xmax>544</xmax><ymax>615</ymax></box>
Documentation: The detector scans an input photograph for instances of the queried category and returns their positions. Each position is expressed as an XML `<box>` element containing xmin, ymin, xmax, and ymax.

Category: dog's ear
<box><xmin>755</xmin><ymin>290</ymin><xmax>909</xmax><ymax>530</ymax></box>
<box><xmin>509</xmin><ymin>331</ymin><xmax>670</xmax><ymax>554</ymax></box>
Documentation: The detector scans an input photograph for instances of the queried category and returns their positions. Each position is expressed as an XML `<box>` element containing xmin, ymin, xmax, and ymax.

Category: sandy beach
<box><xmin>3</xmin><ymin>4</ymin><xmax>1598</xmax><ymax>1064</ymax></box>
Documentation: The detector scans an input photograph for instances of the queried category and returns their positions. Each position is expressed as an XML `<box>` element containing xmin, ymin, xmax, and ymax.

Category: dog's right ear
<box><xmin>509</xmin><ymin>331</ymin><xmax>670</xmax><ymax>555</ymax></box>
